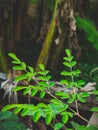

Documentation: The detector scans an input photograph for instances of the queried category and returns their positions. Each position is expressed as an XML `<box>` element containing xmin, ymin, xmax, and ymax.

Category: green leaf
<box><xmin>14</xmin><ymin>107</ymin><xmax>22</xmax><ymax>114</ymax></box>
<box><xmin>14</xmin><ymin>75</ymin><xmax>27</xmax><ymax>82</ymax></box>
<box><xmin>93</xmin><ymin>90</ymin><xmax>98</xmax><ymax>95</ymax></box>
<box><xmin>54</xmin><ymin>122</ymin><xmax>64</xmax><ymax>130</ymax></box>
<box><xmin>60</xmin><ymin>80</ymin><xmax>69</xmax><ymax>85</ymax></box>
<box><xmin>33</xmin><ymin>111</ymin><xmax>41</xmax><ymax>122</ymax></box>
<box><xmin>67</xmin><ymin>112</ymin><xmax>73</xmax><ymax>118</ymax></box>
<box><xmin>50</xmin><ymin>99</ymin><xmax>61</xmax><ymax>105</ymax></box>
<box><xmin>61</xmin><ymin>71</ymin><xmax>71</xmax><ymax>76</ymax></box>
<box><xmin>81</xmin><ymin>92</ymin><xmax>89</xmax><ymax>98</ymax></box>
<box><xmin>38</xmin><ymin>76</ymin><xmax>46</xmax><ymax>81</ymax></box>
<box><xmin>91</xmin><ymin>107</ymin><xmax>98</xmax><ymax>112</ymax></box>
<box><xmin>2</xmin><ymin>104</ymin><xmax>26</xmax><ymax>114</ymax></box>
<box><xmin>2</xmin><ymin>104</ymin><xmax>19</xmax><ymax>111</ymax></box>
<box><xmin>26</xmin><ymin>72</ymin><xmax>36</xmax><ymax>79</ymax></box>
<box><xmin>77</xmin><ymin>94</ymin><xmax>86</xmax><ymax>103</ymax></box>
<box><xmin>21</xmin><ymin>62</ymin><xmax>26</xmax><ymax>70</ymax></box>
<box><xmin>71</xmin><ymin>61</ymin><xmax>77</xmax><ymax>67</ymax></box>
<box><xmin>44</xmin><ymin>70</ymin><xmax>49</xmax><ymax>75</ymax></box>
<box><xmin>77</xmin><ymin>80</ymin><xmax>85</xmax><ymax>86</ymax></box>
<box><xmin>64</xmin><ymin>56</ymin><xmax>73</xmax><ymax>62</ymax></box>
<box><xmin>37</xmin><ymin>103</ymin><xmax>47</xmax><ymax>108</ymax></box>
<box><xmin>27</xmin><ymin>66</ymin><xmax>34</xmax><ymax>73</ymax></box>
<box><xmin>23</xmin><ymin>87</ymin><xmax>31</xmax><ymax>95</ymax></box>
<box><xmin>55</xmin><ymin>92</ymin><xmax>69</xmax><ymax>99</ymax></box>
<box><xmin>39</xmin><ymin>82</ymin><xmax>48</xmax><ymax>87</ymax></box>
<box><xmin>67</xmin><ymin>94</ymin><xmax>75</xmax><ymax>104</ymax></box>
<box><xmin>13</xmin><ymin>86</ymin><xmax>27</xmax><ymax>92</ymax></box>
<box><xmin>8</xmin><ymin>53</ymin><xmax>21</xmax><ymax>63</ymax></box>
<box><xmin>21</xmin><ymin>108</ymin><xmax>29</xmax><ymax>117</ymax></box>
<box><xmin>38</xmin><ymin>71</ymin><xmax>46</xmax><ymax>75</ymax></box>
<box><xmin>63</xmin><ymin>62</ymin><xmax>71</xmax><ymax>68</ymax></box>
<box><xmin>63</xmin><ymin>56</ymin><xmax>69</xmax><ymax>61</ymax></box>
<box><xmin>62</xmin><ymin>114</ymin><xmax>68</xmax><ymax>124</ymax></box>
<box><xmin>46</xmin><ymin>75</ymin><xmax>51</xmax><ymax>80</ymax></box>
<box><xmin>45</xmin><ymin>114</ymin><xmax>52</xmax><ymax>125</ymax></box>
<box><xmin>49</xmin><ymin>82</ymin><xmax>55</xmax><ymax>87</ymax></box>
<box><xmin>74</xmin><ymin>70</ymin><xmax>81</xmax><ymax>76</ymax></box>
<box><xmin>12</xmin><ymin>61</ymin><xmax>20</xmax><ymax>64</ymax></box>
<box><xmin>12</xmin><ymin>66</ymin><xmax>24</xmax><ymax>70</ymax></box>
<box><xmin>40</xmin><ymin>91</ymin><xmax>45</xmax><ymax>98</ymax></box>
<box><xmin>39</xmin><ymin>64</ymin><xmax>45</xmax><ymax>71</ymax></box>
<box><xmin>30</xmin><ymin>89</ymin><xmax>38</xmax><ymax>97</ymax></box>
<box><xmin>65</xmin><ymin>49</ymin><xmax>71</xmax><ymax>57</ymax></box>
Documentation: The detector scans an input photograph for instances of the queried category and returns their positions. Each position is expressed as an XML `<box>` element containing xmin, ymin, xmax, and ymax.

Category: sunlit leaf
<box><xmin>65</xmin><ymin>49</ymin><xmax>71</xmax><ymax>57</ymax></box>
<box><xmin>67</xmin><ymin>94</ymin><xmax>75</xmax><ymax>104</ymax></box>
<box><xmin>81</xmin><ymin>92</ymin><xmax>89</xmax><ymax>98</ymax></box>
<box><xmin>91</xmin><ymin>107</ymin><xmax>98</xmax><ymax>112</ymax></box>
<box><xmin>14</xmin><ymin>107</ymin><xmax>22</xmax><ymax>114</ymax></box>
<box><xmin>71</xmin><ymin>61</ymin><xmax>77</xmax><ymax>67</ymax></box>
<box><xmin>49</xmin><ymin>82</ymin><xmax>55</xmax><ymax>87</ymax></box>
<box><xmin>77</xmin><ymin>80</ymin><xmax>85</xmax><ymax>86</ymax></box>
<box><xmin>12</xmin><ymin>66</ymin><xmax>24</xmax><ymax>70</ymax></box>
<box><xmin>54</xmin><ymin>122</ymin><xmax>64</xmax><ymax>130</ymax></box>
<box><xmin>27</xmin><ymin>66</ymin><xmax>34</xmax><ymax>73</ymax></box>
<box><xmin>12</xmin><ymin>61</ymin><xmax>20</xmax><ymax>64</ymax></box>
<box><xmin>23</xmin><ymin>87</ymin><xmax>31</xmax><ymax>95</ymax></box>
<box><xmin>62</xmin><ymin>114</ymin><xmax>68</xmax><ymax>124</ymax></box>
<box><xmin>14</xmin><ymin>75</ymin><xmax>27</xmax><ymax>82</ymax></box>
<box><xmin>21</xmin><ymin>108</ymin><xmax>29</xmax><ymax>117</ymax></box>
<box><xmin>30</xmin><ymin>89</ymin><xmax>38</xmax><ymax>97</ymax></box>
<box><xmin>13</xmin><ymin>86</ymin><xmax>27</xmax><ymax>92</ymax></box>
<box><xmin>37</xmin><ymin>103</ymin><xmax>47</xmax><ymax>108</ymax></box>
<box><xmin>8</xmin><ymin>53</ymin><xmax>21</xmax><ymax>63</ymax></box>
<box><xmin>39</xmin><ymin>64</ymin><xmax>45</xmax><ymax>71</ymax></box>
<box><xmin>21</xmin><ymin>62</ymin><xmax>26</xmax><ymax>70</ymax></box>
<box><xmin>33</xmin><ymin>111</ymin><xmax>41</xmax><ymax>122</ymax></box>
<box><xmin>61</xmin><ymin>71</ymin><xmax>71</xmax><ymax>76</ymax></box>
<box><xmin>46</xmin><ymin>75</ymin><xmax>51</xmax><ymax>80</ymax></box>
<box><xmin>63</xmin><ymin>62</ymin><xmax>71</xmax><ymax>68</ymax></box>
<box><xmin>45</xmin><ymin>114</ymin><xmax>52</xmax><ymax>125</ymax></box>
<box><xmin>40</xmin><ymin>91</ymin><xmax>45</xmax><ymax>98</ymax></box>
<box><xmin>38</xmin><ymin>76</ymin><xmax>46</xmax><ymax>81</ymax></box>
<box><xmin>77</xmin><ymin>94</ymin><xmax>86</xmax><ymax>103</ymax></box>
<box><xmin>60</xmin><ymin>80</ymin><xmax>69</xmax><ymax>85</ymax></box>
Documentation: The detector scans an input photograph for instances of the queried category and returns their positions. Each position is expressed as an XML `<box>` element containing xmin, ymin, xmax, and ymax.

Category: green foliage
<box><xmin>75</xmin><ymin>16</ymin><xmax>98</xmax><ymax>49</ymax></box>
<box><xmin>54</xmin><ymin>122</ymin><xmax>64</xmax><ymax>130</ymax></box>
<box><xmin>71</xmin><ymin>122</ymin><xmax>98</xmax><ymax>130</ymax></box>
<box><xmin>91</xmin><ymin>107</ymin><xmax>98</xmax><ymax>112</ymax></box>
<box><xmin>60</xmin><ymin>49</ymin><xmax>88</xmax><ymax>104</ymax></box>
<box><xmin>2</xmin><ymin>49</ymin><xmax>98</xmax><ymax>129</ymax></box>
<box><xmin>0</xmin><ymin>111</ymin><xmax>27</xmax><ymax>130</ymax></box>
<box><xmin>80</xmin><ymin>63</ymin><xmax>98</xmax><ymax>89</ymax></box>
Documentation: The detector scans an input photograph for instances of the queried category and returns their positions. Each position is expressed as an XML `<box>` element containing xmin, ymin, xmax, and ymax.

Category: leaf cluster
<box><xmin>75</xmin><ymin>16</ymin><xmax>98</xmax><ymax>50</ymax></box>
<box><xmin>2</xmin><ymin>49</ymin><xmax>98</xmax><ymax>129</ymax></box>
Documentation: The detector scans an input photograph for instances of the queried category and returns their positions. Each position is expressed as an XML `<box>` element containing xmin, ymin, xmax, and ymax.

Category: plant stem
<box><xmin>69</xmin><ymin>57</ymin><xmax>79</xmax><ymax>114</ymax></box>
<box><xmin>48</xmin><ymin>91</ymin><xmax>90</xmax><ymax>124</ymax></box>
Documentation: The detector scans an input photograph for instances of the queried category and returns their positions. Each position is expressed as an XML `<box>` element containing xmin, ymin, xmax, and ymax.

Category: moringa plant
<box><xmin>1</xmin><ymin>49</ymin><xmax>98</xmax><ymax>129</ymax></box>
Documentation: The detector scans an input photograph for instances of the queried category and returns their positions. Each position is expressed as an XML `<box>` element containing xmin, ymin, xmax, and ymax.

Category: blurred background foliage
<box><xmin>0</xmin><ymin>0</ymin><xmax>98</xmax><ymax>87</ymax></box>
